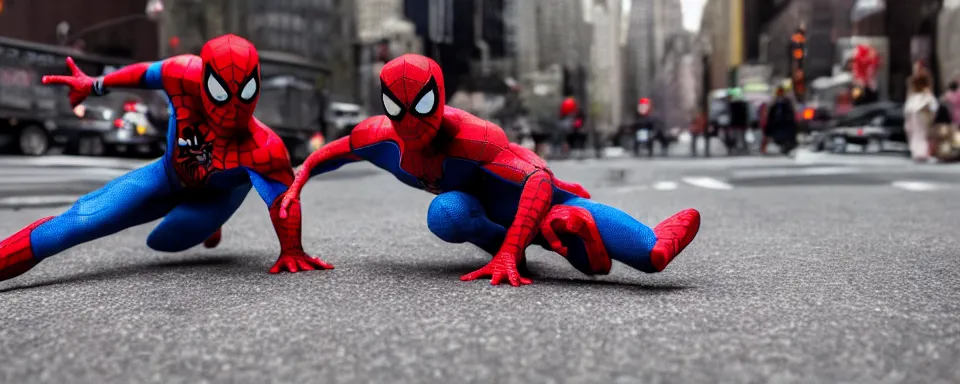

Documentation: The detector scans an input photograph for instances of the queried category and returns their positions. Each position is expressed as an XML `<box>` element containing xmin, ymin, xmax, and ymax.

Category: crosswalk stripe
<box><xmin>731</xmin><ymin>166</ymin><xmax>860</xmax><ymax>178</ymax></box>
<box><xmin>682</xmin><ymin>177</ymin><xmax>734</xmax><ymax>190</ymax></box>
<box><xmin>614</xmin><ymin>185</ymin><xmax>648</xmax><ymax>193</ymax></box>
<box><xmin>652</xmin><ymin>181</ymin><xmax>678</xmax><ymax>190</ymax></box>
<box><xmin>891</xmin><ymin>181</ymin><xmax>940</xmax><ymax>191</ymax></box>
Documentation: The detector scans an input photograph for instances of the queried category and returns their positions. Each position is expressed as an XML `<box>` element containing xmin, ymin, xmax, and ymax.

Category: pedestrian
<box><xmin>941</xmin><ymin>80</ymin><xmax>960</xmax><ymax>124</ymax></box>
<box><xmin>566</xmin><ymin>110</ymin><xmax>588</xmax><ymax>160</ymax></box>
<box><xmin>904</xmin><ymin>69</ymin><xmax>938</xmax><ymax>162</ymax></box>
<box><xmin>630</xmin><ymin>98</ymin><xmax>668</xmax><ymax>157</ymax></box>
<box><xmin>689</xmin><ymin>108</ymin><xmax>709</xmax><ymax>157</ymax></box>
<box><xmin>761</xmin><ymin>86</ymin><xmax>798</xmax><ymax>156</ymax></box>
<box><xmin>727</xmin><ymin>96</ymin><xmax>750</xmax><ymax>155</ymax></box>
<box><xmin>757</xmin><ymin>102</ymin><xmax>769</xmax><ymax>155</ymax></box>
<box><xmin>553</xmin><ymin>97</ymin><xmax>579</xmax><ymax>159</ymax></box>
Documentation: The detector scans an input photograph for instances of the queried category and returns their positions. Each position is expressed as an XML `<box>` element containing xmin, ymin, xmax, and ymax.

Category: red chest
<box><xmin>400</xmin><ymin>151</ymin><xmax>446</xmax><ymax>190</ymax></box>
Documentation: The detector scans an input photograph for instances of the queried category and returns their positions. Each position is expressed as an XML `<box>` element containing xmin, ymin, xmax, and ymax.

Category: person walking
<box><xmin>630</xmin><ymin>98</ymin><xmax>668</xmax><ymax>157</ymax></box>
<box><xmin>941</xmin><ymin>80</ymin><xmax>960</xmax><ymax>124</ymax></box>
<box><xmin>761</xmin><ymin>86</ymin><xmax>798</xmax><ymax>156</ymax></box>
<box><xmin>904</xmin><ymin>70</ymin><xmax>938</xmax><ymax>162</ymax></box>
<box><xmin>689</xmin><ymin>108</ymin><xmax>709</xmax><ymax>157</ymax></box>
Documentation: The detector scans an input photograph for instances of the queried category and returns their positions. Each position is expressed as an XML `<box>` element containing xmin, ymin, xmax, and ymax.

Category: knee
<box><xmin>146</xmin><ymin>229</ymin><xmax>200</xmax><ymax>253</ymax></box>
<box><xmin>427</xmin><ymin>192</ymin><xmax>476</xmax><ymax>243</ymax></box>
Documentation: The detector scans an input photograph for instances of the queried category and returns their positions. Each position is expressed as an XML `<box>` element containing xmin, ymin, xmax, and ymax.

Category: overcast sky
<box><xmin>681</xmin><ymin>0</ymin><xmax>706</xmax><ymax>31</ymax></box>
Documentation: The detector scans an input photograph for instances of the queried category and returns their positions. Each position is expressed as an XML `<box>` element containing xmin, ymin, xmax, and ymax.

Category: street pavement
<box><xmin>1</xmin><ymin>151</ymin><xmax>959</xmax><ymax>383</ymax></box>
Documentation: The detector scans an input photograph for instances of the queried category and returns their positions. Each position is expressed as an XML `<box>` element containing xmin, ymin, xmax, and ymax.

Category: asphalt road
<box><xmin>1</xmin><ymin>152</ymin><xmax>959</xmax><ymax>383</ymax></box>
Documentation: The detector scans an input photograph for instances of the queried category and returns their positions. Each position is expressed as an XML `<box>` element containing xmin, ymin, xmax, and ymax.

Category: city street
<box><xmin>1</xmin><ymin>152</ymin><xmax>959</xmax><ymax>383</ymax></box>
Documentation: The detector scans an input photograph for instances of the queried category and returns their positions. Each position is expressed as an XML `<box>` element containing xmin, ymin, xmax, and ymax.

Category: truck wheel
<box><xmin>18</xmin><ymin>125</ymin><xmax>50</xmax><ymax>156</ymax></box>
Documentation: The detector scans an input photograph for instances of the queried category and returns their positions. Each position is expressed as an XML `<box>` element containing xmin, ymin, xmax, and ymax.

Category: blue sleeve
<box><xmin>143</xmin><ymin>61</ymin><xmax>165</xmax><ymax>90</ymax></box>
<box><xmin>245</xmin><ymin>169</ymin><xmax>289</xmax><ymax>206</ymax></box>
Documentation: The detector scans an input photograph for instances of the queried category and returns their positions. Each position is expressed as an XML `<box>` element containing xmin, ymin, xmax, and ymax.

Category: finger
<box><xmin>296</xmin><ymin>258</ymin><xmax>316</xmax><ymax>271</ymax></box>
<box><xmin>279</xmin><ymin>198</ymin><xmax>290</xmax><ymax>219</ymax></box>
<box><xmin>70</xmin><ymin>93</ymin><xmax>84</xmax><ymax>107</ymax></box>
<box><xmin>460</xmin><ymin>269</ymin><xmax>486</xmax><ymax>281</ymax></box>
<box><xmin>490</xmin><ymin>271</ymin><xmax>503</xmax><ymax>285</ymax></box>
<box><xmin>309</xmin><ymin>258</ymin><xmax>334</xmax><ymax>270</ymax></box>
<box><xmin>66</xmin><ymin>57</ymin><xmax>82</xmax><ymax>76</ymax></box>
<box><xmin>508</xmin><ymin>273</ymin><xmax>520</xmax><ymax>287</ymax></box>
<box><xmin>285</xmin><ymin>260</ymin><xmax>300</xmax><ymax>273</ymax></box>
<box><xmin>42</xmin><ymin>75</ymin><xmax>71</xmax><ymax>85</ymax></box>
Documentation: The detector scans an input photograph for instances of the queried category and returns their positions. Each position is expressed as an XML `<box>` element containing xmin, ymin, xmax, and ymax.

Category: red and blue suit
<box><xmin>0</xmin><ymin>34</ymin><xmax>331</xmax><ymax>282</ymax></box>
<box><xmin>281</xmin><ymin>54</ymin><xmax>702</xmax><ymax>286</ymax></box>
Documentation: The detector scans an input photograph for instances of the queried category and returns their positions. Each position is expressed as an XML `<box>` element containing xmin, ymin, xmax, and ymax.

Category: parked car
<box><xmin>55</xmin><ymin>91</ymin><xmax>166</xmax><ymax>157</ymax></box>
<box><xmin>815</xmin><ymin>101</ymin><xmax>905</xmax><ymax>153</ymax></box>
<box><xmin>325</xmin><ymin>102</ymin><xmax>367</xmax><ymax>140</ymax></box>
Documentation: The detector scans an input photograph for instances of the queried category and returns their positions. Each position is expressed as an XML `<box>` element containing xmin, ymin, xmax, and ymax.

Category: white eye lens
<box><xmin>382</xmin><ymin>93</ymin><xmax>402</xmax><ymax>116</ymax></box>
<box><xmin>206</xmin><ymin>73</ymin><xmax>229</xmax><ymax>102</ymax></box>
<box><xmin>414</xmin><ymin>89</ymin><xmax>436</xmax><ymax>114</ymax></box>
<box><xmin>240</xmin><ymin>77</ymin><xmax>258</xmax><ymax>100</ymax></box>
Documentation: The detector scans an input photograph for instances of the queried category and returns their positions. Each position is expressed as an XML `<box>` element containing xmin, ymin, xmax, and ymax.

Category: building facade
<box><xmin>0</xmin><ymin>0</ymin><xmax>158</xmax><ymax>61</ymax></box>
<box><xmin>588</xmin><ymin>0</ymin><xmax>623</xmax><ymax>138</ymax></box>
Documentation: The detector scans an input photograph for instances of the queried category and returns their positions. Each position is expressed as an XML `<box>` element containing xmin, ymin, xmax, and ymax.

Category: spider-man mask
<box><xmin>199</xmin><ymin>34</ymin><xmax>260</xmax><ymax>130</ymax></box>
<box><xmin>380</xmin><ymin>54</ymin><xmax>445</xmax><ymax>150</ymax></box>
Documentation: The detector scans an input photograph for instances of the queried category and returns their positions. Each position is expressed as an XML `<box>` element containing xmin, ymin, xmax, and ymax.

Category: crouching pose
<box><xmin>0</xmin><ymin>35</ymin><xmax>331</xmax><ymax>283</ymax></box>
<box><xmin>281</xmin><ymin>54</ymin><xmax>701</xmax><ymax>286</ymax></box>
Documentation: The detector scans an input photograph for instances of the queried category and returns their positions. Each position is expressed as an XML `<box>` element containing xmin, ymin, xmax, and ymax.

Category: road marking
<box><xmin>891</xmin><ymin>181</ymin><xmax>940</xmax><ymax>191</ymax></box>
<box><xmin>0</xmin><ymin>156</ymin><xmax>148</xmax><ymax>170</ymax></box>
<box><xmin>0</xmin><ymin>195</ymin><xmax>79</xmax><ymax>208</ymax></box>
<box><xmin>652</xmin><ymin>181</ymin><xmax>678</xmax><ymax>190</ymax></box>
<box><xmin>732</xmin><ymin>166</ymin><xmax>860</xmax><ymax>178</ymax></box>
<box><xmin>614</xmin><ymin>185</ymin><xmax>648</xmax><ymax>193</ymax></box>
<box><xmin>682</xmin><ymin>177</ymin><xmax>734</xmax><ymax>190</ymax></box>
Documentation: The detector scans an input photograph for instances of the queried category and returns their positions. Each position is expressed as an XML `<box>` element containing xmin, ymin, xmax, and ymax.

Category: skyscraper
<box><xmin>624</xmin><ymin>0</ymin><xmax>684</xmax><ymax>118</ymax></box>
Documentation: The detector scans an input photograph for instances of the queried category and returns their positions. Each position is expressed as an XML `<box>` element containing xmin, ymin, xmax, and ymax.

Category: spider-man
<box><xmin>0</xmin><ymin>34</ymin><xmax>330</xmax><ymax>282</ymax></box>
<box><xmin>280</xmin><ymin>54</ymin><xmax>701</xmax><ymax>286</ymax></box>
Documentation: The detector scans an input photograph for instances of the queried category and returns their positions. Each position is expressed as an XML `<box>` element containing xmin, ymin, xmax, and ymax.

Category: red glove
<box><xmin>41</xmin><ymin>57</ymin><xmax>98</xmax><ymax>107</ymax></box>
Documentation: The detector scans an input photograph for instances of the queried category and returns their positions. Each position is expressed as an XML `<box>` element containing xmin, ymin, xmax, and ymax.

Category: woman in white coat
<box><xmin>904</xmin><ymin>71</ymin><xmax>938</xmax><ymax>162</ymax></box>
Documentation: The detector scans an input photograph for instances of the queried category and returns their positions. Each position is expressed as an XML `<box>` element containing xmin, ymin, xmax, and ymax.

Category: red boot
<box><xmin>0</xmin><ymin>217</ymin><xmax>53</xmax><ymax>282</ymax></box>
<box><xmin>650</xmin><ymin>209</ymin><xmax>701</xmax><ymax>272</ymax></box>
<box><xmin>203</xmin><ymin>228</ymin><xmax>222</xmax><ymax>248</ymax></box>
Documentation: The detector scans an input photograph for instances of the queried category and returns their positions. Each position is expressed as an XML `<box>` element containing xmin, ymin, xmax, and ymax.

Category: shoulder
<box><xmin>349</xmin><ymin>115</ymin><xmax>398</xmax><ymax>149</ymax></box>
<box><xmin>443</xmin><ymin>107</ymin><xmax>509</xmax><ymax>162</ymax></box>
<box><xmin>245</xmin><ymin>118</ymin><xmax>293</xmax><ymax>176</ymax></box>
<box><xmin>250</xmin><ymin>118</ymin><xmax>287</xmax><ymax>151</ymax></box>
<box><xmin>160</xmin><ymin>55</ymin><xmax>202</xmax><ymax>95</ymax></box>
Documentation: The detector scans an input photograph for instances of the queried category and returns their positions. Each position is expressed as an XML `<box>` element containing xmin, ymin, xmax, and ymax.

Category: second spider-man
<box><xmin>281</xmin><ymin>54</ymin><xmax>701</xmax><ymax>286</ymax></box>
<box><xmin>0</xmin><ymin>35</ymin><xmax>330</xmax><ymax>283</ymax></box>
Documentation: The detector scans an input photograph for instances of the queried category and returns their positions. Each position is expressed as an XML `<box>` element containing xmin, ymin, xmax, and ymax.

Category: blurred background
<box><xmin>0</xmin><ymin>0</ymin><xmax>957</xmax><ymax>162</ymax></box>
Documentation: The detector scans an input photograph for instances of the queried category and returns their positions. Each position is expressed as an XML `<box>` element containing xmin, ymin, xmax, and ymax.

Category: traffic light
<box><xmin>789</xmin><ymin>28</ymin><xmax>806</xmax><ymax>100</ymax></box>
<box><xmin>789</xmin><ymin>29</ymin><xmax>806</xmax><ymax>69</ymax></box>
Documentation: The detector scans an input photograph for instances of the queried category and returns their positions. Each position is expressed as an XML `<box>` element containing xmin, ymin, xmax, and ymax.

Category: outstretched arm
<box><xmin>42</xmin><ymin>56</ymin><xmax>172</xmax><ymax>106</ymax></box>
<box><xmin>279</xmin><ymin>136</ymin><xmax>362</xmax><ymax>218</ymax></box>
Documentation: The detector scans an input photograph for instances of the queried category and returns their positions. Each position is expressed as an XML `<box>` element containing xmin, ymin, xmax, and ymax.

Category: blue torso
<box><xmin>352</xmin><ymin>141</ymin><xmax>578</xmax><ymax>225</ymax></box>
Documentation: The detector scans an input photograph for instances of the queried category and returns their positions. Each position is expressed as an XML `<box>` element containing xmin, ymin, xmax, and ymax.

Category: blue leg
<box><xmin>558</xmin><ymin>198</ymin><xmax>659</xmax><ymax>273</ymax></box>
<box><xmin>146</xmin><ymin>184</ymin><xmax>252</xmax><ymax>252</ymax></box>
<box><xmin>427</xmin><ymin>191</ymin><xmax>506</xmax><ymax>255</ymax></box>
<box><xmin>30</xmin><ymin>160</ymin><xmax>179</xmax><ymax>259</ymax></box>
